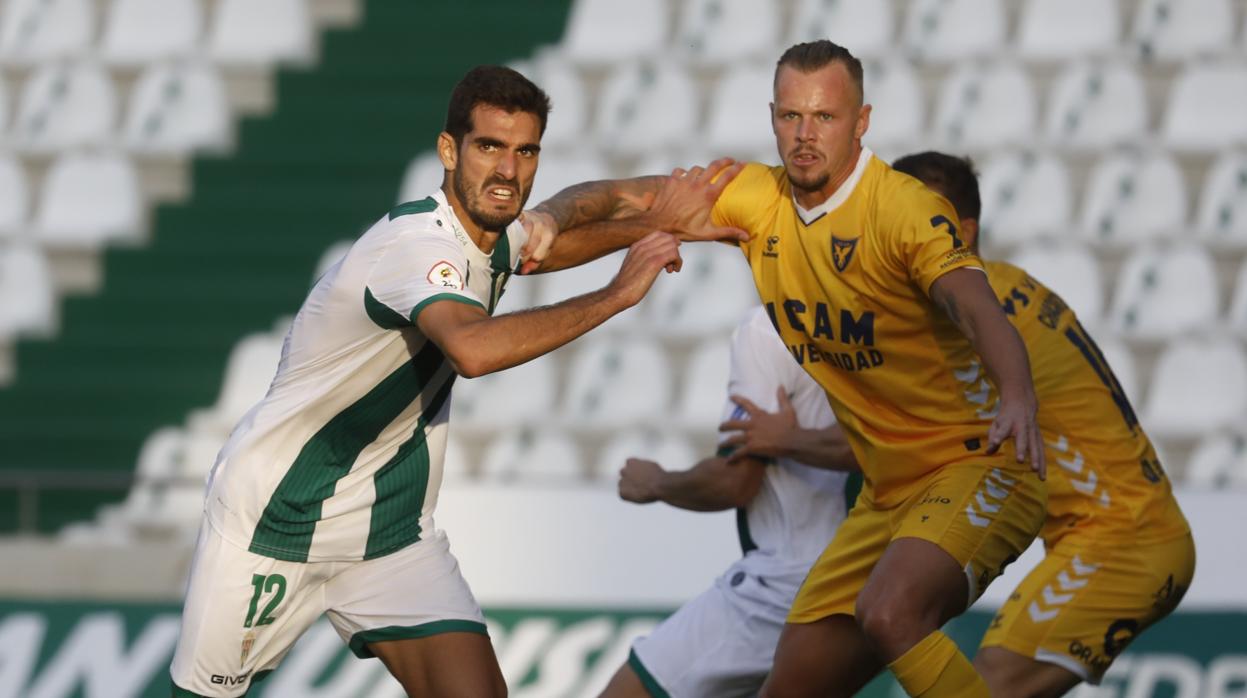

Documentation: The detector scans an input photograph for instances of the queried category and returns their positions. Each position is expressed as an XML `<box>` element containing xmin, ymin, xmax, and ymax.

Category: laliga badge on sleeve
<box><xmin>427</xmin><ymin>260</ymin><xmax>465</xmax><ymax>290</ymax></box>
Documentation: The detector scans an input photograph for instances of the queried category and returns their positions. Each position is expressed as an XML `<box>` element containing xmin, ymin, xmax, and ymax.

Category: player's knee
<box><xmin>854</xmin><ymin>591</ymin><xmax>939</xmax><ymax>656</ymax></box>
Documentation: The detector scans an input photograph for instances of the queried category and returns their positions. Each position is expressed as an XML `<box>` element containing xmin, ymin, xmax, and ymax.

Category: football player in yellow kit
<box><xmin>888</xmin><ymin>151</ymin><xmax>1195</xmax><ymax>697</ymax></box>
<box><xmin>527</xmin><ymin>40</ymin><xmax>1047</xmax><ymax>698</ymax></box>
<box><xmin>725</xmin><ymin>151</ymin><xmax>1197</xmax><ymax>697</ymax></box>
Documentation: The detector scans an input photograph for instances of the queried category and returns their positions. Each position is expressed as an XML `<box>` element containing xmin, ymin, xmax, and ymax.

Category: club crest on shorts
<box><xmin>241</xmin><ymin>630</ymin><xmax>256</xmax><ymax>664</ymax></box>
<box><xmin>831</xmin><ymin>237</ymin><xmax>858</xmax><ymax>272</ymax></box>
<box><xmin>426</xmin><ymin>260</ymin><xmax>464</xmax><ymax>289</ymax></box>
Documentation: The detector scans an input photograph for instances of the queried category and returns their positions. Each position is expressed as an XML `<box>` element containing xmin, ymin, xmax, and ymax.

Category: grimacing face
<box><xmin>771</xmin><ymin>63</ymin><xmax>871</xmax><ymax>206</ymax></box>
<box><xmin>440</xmin><ymin>104</ymin><xmax>542</xmax><ymax>232</ymax></box>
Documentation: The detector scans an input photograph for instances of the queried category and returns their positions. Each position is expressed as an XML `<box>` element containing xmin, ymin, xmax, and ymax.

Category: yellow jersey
<box><xmin>713</xmin><ymin>150</ymin><xmax>1015</xmax><ymax>508</ymax></box>
<box><xmin>985</xmin><ymin>261</ymin><xmax>1190</xmax><ymax>546</ymax></box>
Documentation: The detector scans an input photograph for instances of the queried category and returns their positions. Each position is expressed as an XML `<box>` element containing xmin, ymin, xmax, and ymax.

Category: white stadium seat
<box><xmin>1195</xmin><ymin>151</ymin><xmax>1247</xmax><ymax>248</ymax></box>
<box><xmin>203</xmin><ymin>332</ymin><xmax>285</xmax><ymax>431</ymax></box>
<box><xmin>933</xmin><ymin>62</ymin><xmax>1036</xmax><ymax>150</ymax></box>
<box><xmin>313</xmin><ymin>239</ymin><xmax>353</xmax><ymax>282</ymax></box>
<box><xmin>12</xmin><ymin>61</ymin><xmax>117</xmax><ymax>153</ymax></box>
<box><xmin>1008</xmin><ymin>243</ymin><xmax>1104</xmax><ymax>327</ymax></box>
<box><xmin>479</xmin><ymin>428</ymin><xmax>582</xmax><ymax>483</ymax></box>
<box><xmin>1094</xmin><ymin>335</ymin><xmax>1141</xmax><ymax>407</ymax></box>
<box><xmin>535</xmin><ymin>250</ymin><xmax>642</xmax><ymax>334</ymax></box>
<box><xmin>560</xmin><ymin>0</ymin><xmax>668</xmax><ymax>67</ymax></box>
<box><xmin>529</xmin><ymin>60</ymin><xmax>587</xmax><ymax>151</ymax></box>
<box><xmin>207</xmin><ymin>0</ymin><xmax>312</xmax><ymax>65</ymax></box>
<box><xmin>1078</xmin><ymin>151</ymin><xmax>1186</xmax><ymax>247</ymax></box>
<box><xmin>1018</xmin><ymin>0</ymin><xmax>1119</xmax><ymax>61</ymax></box>
<box><xmin>788</xmin><ymin>0</ymin><xmax>894</xmax><ymax>59</ymax></box>
<box><xmin>0</xmin><ymin>156</ymin><xmax>30</xmax><ymax>240</ymax></box>
<box><xmin>675</xmin><ymin>0</ymin><xmax>779</xmax><ymax>65</ymax></box>
<box><xmin>0</xmin><ymin>243</ymin><xmax>55</xmax><ymax>339</ymax></box>
<box><xmin>1228</xmin><ymin>261</ymin><xmax>1247</xmax><ymax>337</ymax></box>
<box><xmin>706</xmin><ymin>62</ymin><xmax>776</xmax><ymax>154</ymax></box>
<box><xmin>527</xmin><ymin>151</ymin><xmax>610</xmax><ymax>207</ymax></box>
<box><xmin>1163</xmin><ymin>63</ymin><xmax>1247</xmax><ymax>151</ymax></box>
<box><xmin>1143</xmin><ymin>338</ymin><xmax>1247</xmax><ymax>437</ymax></box>
<box><xmin>1131</xmin><ymin>0</ymin><xmax>1233</xmax><ymax>61</ymax></box>
<box><xmin>596</xmin><ymin>62</ymin><xmax>699</xmax><ymax>154</ymax></box>
<box><xmin>674</xmin><ymin>337</ymin><xmax>732</xmax><ymax>431</ymax></box>
<box><xmin>1107</xmin><ymin>245</ymin><xmax>1219</xmax><ymax>340</ymax></box>
<box><xmin>397</xmin><ymin>152</ymin><xmax>444</xmax><ymax>205</ymax></box>
<box><xmin>123</xmin><ymin>61</ymin><xmax>230</xmax><ymax>154</ymax></box>
<box><xmin>902</xmin><ymin>0</ymin><xmax>1005</xmax><ymax>62</ymax></box>
<box><xmin>100</xmin><ymin>0</ymin><xmax>202</xmax><ymax>65</ymax></box>
<box><xmin>1045</xmin><ymin>62</ymin><xmax>1147</xmax><ymax>151</ymax></box>
<box><xmin>1185</xmin><ymin>432</ymin><xmax>1247</xmax><ymax>489</ymax></box>
<box><xmin>978</xmin><ymin>151</ymin><xmax>1072</xmax><ymax>246</ymax></box>
<box><xmin>560</xmin><ymin>337</ymin><xmax>672</xmax><ymax>430</ymax></box>
<box><xmin>0</xmin><ymin>0</ymin><xmax>93</xmax><ymax>65</ymax></box>
<box><xmin>0</xmin><ymin>75</ymin><xmax>10</xmax><ymax>137</ymax></box>
<box><xmin>644</xmin><ymin>241</ymin><xmax>755</xmax><ymax>339</ymax></box>
<box><xmin>450</xmin><ymin>352</ymin><xmax>557</xmax><ymax>433</ymax></box>
<box><xmin>594</xmin><ymin>430</ymin><xmax>699</xmax><ymax>483</ymax></box>
<box><xmin>862</xmin><ymin>59</ymin><xmax>924</xmax><ymax>150</ymax></box>
<box><xmin>34</xmin><ymin>153</ymin><xmax>141</xmax><ymax>248</ymax></box>
<box><xmin>443</xmin><ymin>430</ymin><xmax>473</xmax><ymax>485</ymax></box>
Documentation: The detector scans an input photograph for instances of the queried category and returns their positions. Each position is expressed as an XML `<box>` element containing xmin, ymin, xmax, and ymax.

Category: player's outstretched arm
<box><xmin>520</xmin><ymin>158</ymin><xmax>748</xmax><ymax>274</ymax></box>
<box><xmin>929</xmin><ymin>268</ymin><xmax>1046</xmax><ymax>479</ymax></box>
<box><xmin>417</xmin><ymin>231</ymin><xmax>680</xmax><ymax>378</ymax></box>
<box><xmin>617</xmin><ymin>455</ymin><xmax>765</xmax><ymax>512</ymax></box>
<box><xmin>718</xmin><ymin>388</ymin><xmax>860</xmax><ymax>472</ymax></box>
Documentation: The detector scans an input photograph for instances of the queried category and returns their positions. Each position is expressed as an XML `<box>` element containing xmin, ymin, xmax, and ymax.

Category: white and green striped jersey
<box><xmin>204</xmin><ymin>190</ymin><xmax>528</xmax><ymax>563</ymax></box>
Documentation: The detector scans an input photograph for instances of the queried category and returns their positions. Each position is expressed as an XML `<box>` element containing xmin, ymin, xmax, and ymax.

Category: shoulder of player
<box><xmin>725</xmin><ymin>161</ymin><xmax>787</xmax><ymax>196</ymax></box>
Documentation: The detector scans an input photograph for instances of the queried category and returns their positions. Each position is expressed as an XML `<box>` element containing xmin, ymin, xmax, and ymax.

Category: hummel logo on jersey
<box><xmin>831</xmin><ymin>237</ymin><xmax>858</xmax><ymax>272</ymax></box>
<box><xmin>763</xmin><ymin>234</ymin><xmax>780</xmax><ymax>258</ymax></box>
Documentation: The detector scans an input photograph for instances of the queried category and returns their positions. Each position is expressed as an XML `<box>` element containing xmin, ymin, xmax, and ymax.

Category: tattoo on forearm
<box><xmin>535</xmin><ymin>180</ymin><xmax>620</xmax><ymax>231</ymax></box>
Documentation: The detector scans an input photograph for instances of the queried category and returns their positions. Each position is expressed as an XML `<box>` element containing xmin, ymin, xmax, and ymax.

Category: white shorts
<box><xmin>630</xmin><ymin>562</ymin><xmax>801</xmax><ymax>698</ymax></box>
<box><xmin>170</xmin><ymin>522</ymin><xmax>484</xmax><ymax>697</ymax></box>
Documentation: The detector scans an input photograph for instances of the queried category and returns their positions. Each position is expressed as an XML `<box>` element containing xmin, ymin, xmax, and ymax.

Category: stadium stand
<box><xmin>0</xmin><ymin>0</ymin><xmax>572</xmax><ymax>532</ymax></box>
<box><xmin>3</xmin><ymin>0</ymin><xmax>1247</xmax><ymax>544</ymax></box>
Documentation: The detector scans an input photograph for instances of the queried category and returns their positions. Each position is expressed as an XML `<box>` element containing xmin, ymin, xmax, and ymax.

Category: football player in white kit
<box><xmin>169</xmin><ymin>66</ymin><xmax>747</xmax><ymax>698</ymax></box>
<box><xmin>599</xmin><ymin>305</ymin><xmax>863</xmax><ymax>698</ymax></box>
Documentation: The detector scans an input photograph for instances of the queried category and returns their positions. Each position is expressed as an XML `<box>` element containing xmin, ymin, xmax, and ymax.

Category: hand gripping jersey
<box><xmin>203</xmin><ymin>190</ymin><xmax>528</xmax><ymax>563</ymax></box>
<box><xmin>720</xmin><ymin>306</ymin><xmax>856</xmax><ymax>580</ymax></box>
<box><xmin>984</xmin><ymin>261</ymin><xmax>1190</xmax><ymax>546</ymax></box>
<box><xmin>712</xmin><ymin>149</ymin><xmax>1004</xmax><ymax>507</ymax></box>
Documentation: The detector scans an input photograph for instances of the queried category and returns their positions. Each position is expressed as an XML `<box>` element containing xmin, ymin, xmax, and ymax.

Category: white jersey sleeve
<box><xmin>364</xmin><ymin>223</ymin><xmax>486</xmax><ymax>327</ymax></box>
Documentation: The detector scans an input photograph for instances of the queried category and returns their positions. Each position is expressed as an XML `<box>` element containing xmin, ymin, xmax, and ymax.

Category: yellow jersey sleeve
<box><xmin>878</xmin><ymin>177</ymin><xmax>982</xmax><ymax>295</ymax></box>
<box><xmin>712</xmin><ymin>162</ymin><xmax>786</xmax><ymax>257</ymax></box>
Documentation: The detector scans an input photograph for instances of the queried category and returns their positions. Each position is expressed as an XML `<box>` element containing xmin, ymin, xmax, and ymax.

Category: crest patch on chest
<box><xmin>831</xmin><ymin>237</ymin><xmax>859</xmax><ymax>272</ymax></box>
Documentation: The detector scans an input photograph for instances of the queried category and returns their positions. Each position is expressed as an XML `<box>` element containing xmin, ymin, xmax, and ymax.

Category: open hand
<box><xmin>718</xmin><ymin>388</ymin><xmax>799</xmax><ymax>463</ymax></box>
<box><xmin>649</xmin><ymin>157</ymin><xmax>749</xmax><ymax>244</ymax></box>
<box><xmin>986</xmin><ymin>392</ymin><xmax>1046</xmax><ymax>480</ymax></box>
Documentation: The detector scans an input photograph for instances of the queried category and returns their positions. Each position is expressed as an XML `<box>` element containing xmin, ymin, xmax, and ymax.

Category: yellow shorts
<box><xmin>979</xmin><ymin>532</ymin><xmax>1196</xmax><ymax>684</ymax></box>
<box><xmin>788</xmin><ymin>462</ymin><xmax>1046</xmax><ymax>624</ymax></box>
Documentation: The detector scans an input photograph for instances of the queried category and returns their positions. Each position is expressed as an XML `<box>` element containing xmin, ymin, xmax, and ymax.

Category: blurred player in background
<box><xmin>596</xmin><ymin>305</ymin><xmax>861</xmax><ymax>698</ymax></box>
<box><xmin>891</xmin><ymin>151</ymin><xmax>1196</xmax><ymax>698</ymax></box>
<box><xmin>530</xmin><ymin>39</ymin><xmax>1048</xmax><ymax>697</ymax></box>
<box><xmin>168</xmin><ymin>65</ymin><xmax>739</xmax><ymax>698</ymax></box>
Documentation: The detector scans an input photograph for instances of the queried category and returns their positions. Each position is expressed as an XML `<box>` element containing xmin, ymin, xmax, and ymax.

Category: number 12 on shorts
<box><xmin>244</xmin><ymin>574</ymin><xmax>287</xmax><ymax>628</ymax></box>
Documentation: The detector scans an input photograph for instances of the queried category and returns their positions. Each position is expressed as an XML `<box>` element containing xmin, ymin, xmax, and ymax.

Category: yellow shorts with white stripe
<box><xmin>979</xmin><ymin>532</ymin><xmax>1195</xmax><ymax>684</ymax></box>
<box><xmin>788</xmin><ymin>461</ymin><xmax>1046</xmax><ymax>624</ymax></box>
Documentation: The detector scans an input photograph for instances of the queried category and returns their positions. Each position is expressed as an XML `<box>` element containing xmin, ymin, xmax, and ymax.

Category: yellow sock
<box><xmin>888</xmin><ymin>631</ymin><xmax>990</xmax><ymax>697</ymax></box>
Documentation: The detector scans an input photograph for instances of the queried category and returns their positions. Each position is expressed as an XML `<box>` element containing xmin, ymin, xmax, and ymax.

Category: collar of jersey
<box><xmin>431</xmin><ymin>189</ymin><xmax>519</xmax><ymax>264</ymax></box>
<box><xmin>792</xmin><ymin>146</ymin><xmax>873</xmax><ymax>226</ymax></box>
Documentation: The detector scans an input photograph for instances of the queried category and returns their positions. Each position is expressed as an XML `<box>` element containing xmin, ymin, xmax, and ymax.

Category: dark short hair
<box><xmin>775</xmin><ymin>40</ymin><xmax>864</xmax><ymax>103</ymax></box>
<box><xmin>444</xmin><ymin>65</ymin><xmax>551</xmax><ymax>144</ymax></box>
<box><xmin>892</xmin><ymin>151</ymin><xmax>982</xmax><ymax>222</ymax></box>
